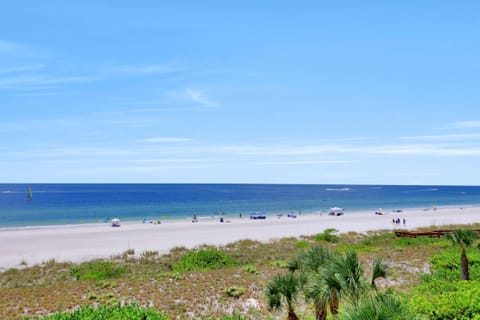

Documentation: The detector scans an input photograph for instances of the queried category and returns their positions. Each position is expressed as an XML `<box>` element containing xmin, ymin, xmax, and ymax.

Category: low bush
<box><xmin>295</xmin><ymin>240</ymin><xmax>310</xmax><ymax>248</ymax></box>
<box><xmin>410</xmin><ymin>280</ymin><xmax>480</xmax><ymax>319</ymax></box>
<box><xmin>224</xmin><ymin>285</ymin><xmax>246</xmax><ymax>298</ymax></box>
<box><xmin>70</xmin><ymin>261</ymin><xmax>126</xmax><ymax>280</ymax></box>
<box><xmin>409</xmin><ymin>247</ymin><xmax>480</xmax><ymax>319</ymax></box>
<box><xmin>315</xmin><ymin>228</ymin><xmax>339</xmax><ymax>243</ymax></box>
<box><xmin>31</xmin><ymin>304</ymin><xmax>169</xmax><ymax>319</ymax></box>
<box><xmin>173</xmin><ymin>248</ymin><xmax>237</xmax><ymax>272</ymax></box>
<box><xmin>428</xmin><ymin>248</ymin><xmax>480</xmax><ymax>281</ymax></box>
<box><xmin>242</xmin><ymin>265</ymin><xmax>257</xmax><ymax>274</ymax></box>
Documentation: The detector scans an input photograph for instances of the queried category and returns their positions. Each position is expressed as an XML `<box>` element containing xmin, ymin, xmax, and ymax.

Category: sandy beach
<box><xmin>1</xmin><ymin>206</ymin><xmax>479</xmax><ymax>270</ymax></box>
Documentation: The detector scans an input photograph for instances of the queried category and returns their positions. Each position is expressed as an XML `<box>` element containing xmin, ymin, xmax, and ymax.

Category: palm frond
<box><xmin>371</xmin><ymin>258</ymin><xmax>388</xmax><ymax>289</ymax></box>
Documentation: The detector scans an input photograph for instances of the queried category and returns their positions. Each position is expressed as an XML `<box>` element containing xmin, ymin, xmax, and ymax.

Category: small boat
<box><xmin>25</xmin><ymin>187</ymin><xmax>33</xmax><ymax>201</ymax></box>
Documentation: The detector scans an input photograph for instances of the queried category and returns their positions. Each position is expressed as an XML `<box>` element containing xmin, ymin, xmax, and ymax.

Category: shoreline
<box><xmin>1</xmin><ymin>205</ymin><xmax>480</xmax><ymax>271</ymax></box>
<box><xmin>0</xmin><ymin>203</ymin><xmax>477</xmax><ymax>231</ymax></box>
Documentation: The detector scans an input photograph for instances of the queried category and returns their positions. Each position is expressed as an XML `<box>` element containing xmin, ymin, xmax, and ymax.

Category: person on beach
<box><xmin>403</xmin><ymin>218</ymin><xmax>406</xmax><ymax>225</ymax></box>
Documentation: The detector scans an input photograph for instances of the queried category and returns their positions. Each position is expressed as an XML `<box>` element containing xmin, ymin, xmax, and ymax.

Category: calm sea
<box><xmin>1</xmin><ymin>184</ymin><xmax>479</xmax><ymax>228</ymax></box>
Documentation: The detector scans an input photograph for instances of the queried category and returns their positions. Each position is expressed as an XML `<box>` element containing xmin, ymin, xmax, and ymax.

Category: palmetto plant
<box><xmin>371</xmin><ymin>257</ymin><xmax>388</xmax><ymax>289</ymax></box>
<box><xmin>299</xmin><ymin>246</ymin><xmax>334</xmax><ymax>273</ymax></box>
<box><xmin>338</xmin><ymin>292</ymin><xmax>416</xmax><ymax>320</ymax></box>
<box><xmin>294</xmin><ymin>246</ymin><xmax>334</xmax><ymax>320</ymax></box>
<box><xmin>302</xmin><ymin>248</ymin><xmax>388</xmax><ymax>320</ymax></box>
<box><xmin>265</xmin><ymin>272</ymin><xmax>305</xmax><ymax>320</ymax></box>
<box><xmin>332</xmin><ymin>251</ymin><xmax>365</xmax><ymax>304</ymax></box>
<box><xmin>445</xmin><ymin>229</ymin><xmax>478</xmax><ymax>280</ymax></box>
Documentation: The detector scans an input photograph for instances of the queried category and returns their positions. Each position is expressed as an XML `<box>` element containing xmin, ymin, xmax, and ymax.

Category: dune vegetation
<box><xmin>1</xmin><ymin>225</ymin><xmax>479</xmax><ymax>319</ymax></box>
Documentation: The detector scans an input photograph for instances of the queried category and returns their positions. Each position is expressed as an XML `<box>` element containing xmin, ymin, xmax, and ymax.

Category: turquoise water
<box><xmin>1</xmin><ymin>184</ymin><xmax>479</xmax><ymax>228</ymax></box>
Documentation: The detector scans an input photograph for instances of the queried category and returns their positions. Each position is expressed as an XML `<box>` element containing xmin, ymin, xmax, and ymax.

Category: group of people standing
<box><xmin>393</xmin><ymin>217</ymin><xmax>406</xmax><ymax>225</ymax></box>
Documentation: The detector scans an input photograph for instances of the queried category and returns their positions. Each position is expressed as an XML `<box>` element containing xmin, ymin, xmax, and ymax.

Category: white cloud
<box><xmin>206</xmin><ymin>144</ymin><xmax>354</xmax><ymax>156</ymax></box>
<box><xmin>370</xmin><ymin>144</ymin><xmax>480</xmax><ymax>156</ymax></box>
<box><xmin>7</xmin><ymin>147</ymin><xmax>136</xmax><ymax>159</ymax></box>
<box><xmin>110</xmin><ymin>63</ymin><xmax>184</xmax><ymax>75</ymax></box>
<box><xmin>205</xmin><ymin>142</ymin><xmax>480</xmax><ymax>157</ymax></box>
<box><xmin>400</xmin><ymin>134</ymin><xmax>480</xmax><ymax>141</ymax></box>
<box><xmin>99</xmin><ymin>165</ymin><xmax>203</xmax><ymax>173</ymax></box>
<box><xmin>39</xmin><ymin>158</ymin><xmax>213</xmax><ymax>165</ymax></box>
<box><xmin>453</xmin><ymin>121</ymin><xmax>480</xmax><ymax>128</ymax></box>
<box><xmin>0</xmin><ymin>74</ymin><xmax>97</xmax><ymax>89</ymax></box>
<box><xmin>259</xmin><ymin>160</ymin><xmax>352</xmax><ymax>165</ymax></box>
<box><xmin>184</xmin><ymin>88</ymin><xmax>219</xmax><ymax>107</ymax></box>
<box><xmin>0</xmin><ymin>64</ymin><xmax>44</xmax><ymax>75</ymax></box>
<box><xmin>138</xmin><ymin>137</ymin><xmax>193</xmax><ymax>143</ymax></box>
<box><xmin>0</xmin><ymin>40</ymin><xmax>42</xmax><ymax>58</ymax></box>
<box><xmin>0</xmin><ymin>40</ymin><xmax>22</xmax><ymax>54</ymax></box>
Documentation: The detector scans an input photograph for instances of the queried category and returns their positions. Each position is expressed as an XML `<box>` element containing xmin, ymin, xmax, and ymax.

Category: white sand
<box><xmin>1</xmin><ymin>206</ymin><xmax>479</xmax><ymax>270</ymax></box>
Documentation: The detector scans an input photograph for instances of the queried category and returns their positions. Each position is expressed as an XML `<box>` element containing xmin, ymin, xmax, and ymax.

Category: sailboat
<box><xmin>25</xmin><ymin>187</ymin><xmax>32</xmax><ymax>201</ymax></box>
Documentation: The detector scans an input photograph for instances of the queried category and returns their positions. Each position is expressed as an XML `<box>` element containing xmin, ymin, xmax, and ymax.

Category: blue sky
<box><xmin>1</xmin><ymin>1</ymin><xmax>480</xmax><ymax>184</ymax></box>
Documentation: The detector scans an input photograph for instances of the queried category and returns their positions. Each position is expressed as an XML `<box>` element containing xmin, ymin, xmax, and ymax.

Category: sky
<box><xmin>1</xmin><ymin>1</ymin><xmax>480</xmax><ymax>185</ymax></box>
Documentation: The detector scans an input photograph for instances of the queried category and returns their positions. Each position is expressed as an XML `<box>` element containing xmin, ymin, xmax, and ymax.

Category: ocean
<box><xmin>1</xmin><ymin>184</ymin><xmax>480</xmax><ymax>228</ymax></box>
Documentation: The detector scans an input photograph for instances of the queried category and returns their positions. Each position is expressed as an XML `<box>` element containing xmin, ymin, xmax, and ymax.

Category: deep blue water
<box><xmin>1</xmin><ymin>184</ymin><xmax>480</xmax><ymax>228</ymax></box>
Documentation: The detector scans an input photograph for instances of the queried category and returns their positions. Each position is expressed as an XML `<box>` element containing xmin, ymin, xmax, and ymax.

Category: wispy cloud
<box><xmin>0</xmin><ymin>64</ymin><xmax>44</xmax><ymax>75</ymax></box>
<box><xmin>138</xmin><ymin>137</ymin><xmax>193</xmax><ymax>143</ymax></box>
<box><xmin>453</xmin><ymin>121</ymin><xmax>480</xmax><ymax>128</ymax></box>
<box><xmin>7</xmin><ymin>147</ymin><xmax>136</xmax><ymax>159</ymax></box>
<box><xmin>259</xmin><ymin>160</ymin><xmax>352</xmax><ymax>165</ymax></box>
<box><xmin>207</xmin><ymin>144</ymin><xmax>353</xmax><ymax>156</ymax></box>
<box><xmin>101</xmin><ymin>165</ymin><xmax>203</xmax><ymax>173</ymax></box>
<box><xmin>370</xmin><ymin>144</ymin><xmax>480</xmax><ymax>156</ymax></box>
<box><xmin>110</xmin><ymin>63</ymin><xmax>185</xmax><ymax>76</ymax></box>
<box><xmin>201</xmin><ymin>142</ymin><xmax>480</xmax><ymax>157</ymax></box>
<box><xmin>40</xmin><ymin>158</ymin><xmax>214</xmax><ymax>165</ymax></box>
<box><xmin>0</xmin><ymin>40</ymin><xmax>27</xmax><ymax>55</ymax></box>
<box><xmin>0</xmin><ymin>39</ymin><xmax>41</xmax><ymax>58</ymax></box>
<box><xmin>166</xmin><ymin>87</ymin><xmax>217</xmax><ymax>108</ymax></box>
<box><xmin>185</xmin><ymin>88</ymin><xmax>218</xmax><ymax>107</ymax></box>
<box><xmin>0</xmin><ymin>74</ymin><xmax>97</xmax><ymax>90</ymax></box>
<box><xmin>400</xmin><ymin>134</ymin><xmax>480</xmax><ymax>141</ymax></box>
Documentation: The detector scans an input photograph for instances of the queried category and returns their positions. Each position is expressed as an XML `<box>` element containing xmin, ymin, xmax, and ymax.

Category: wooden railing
<box><xmin>394</xmin><ymin>229</ymin><xmax>480</xmax><ymax>238</ymax></box>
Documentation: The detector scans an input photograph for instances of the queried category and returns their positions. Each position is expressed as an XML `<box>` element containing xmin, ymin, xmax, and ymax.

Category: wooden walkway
<box><xmin>394</xmin><ymin>229</ymin><xmax>480</xmax><ymax>238</ymax></box>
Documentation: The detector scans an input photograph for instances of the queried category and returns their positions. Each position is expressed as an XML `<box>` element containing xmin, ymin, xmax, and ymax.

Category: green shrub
<box><xmin>224</xmin><ymin>285</ymin><xmax>246</xmax><ymax>298</ymax></box>
<box><xmin>70</xmin><ymin>261</ymin><xmax>126</xmax><ymax>280</ymax></box>
<box><xmin>410</xmin><ymin>280</ymin><xmax>480</xmax><ymax>319</ymax></box>
<box><xmin>242</xmin><ymin>265</ymin><xmax>257</xmax><ymax>274</ymax></box>
<box><xmin>4</xmin><ymin>268</ymin><xmax>19</xmax><ymax>275</ymax></box>
<box><xmin>95</xmin><ymin>280</ymin><xmax>116</xmax><ymax>289</ymax></box>
<box><xmin>271</xmin><ymin>260</ymin><xmax>289</xmax><ymax>268</ymax></box>
<box><xmin>31</xmin><ymin>304</ymin><xmax>169</xmax><ymax>319</ymax></box>
<box><xmin>410</xmin><ymin>248</ymin><xmax>480</xmax><ymax>319</ymax></box>
<box><xmin>173</xmin><ymin>248</ymin><xmax>237</xmax><ymax>272</ymax></box>
<box><xmin>315</xmin><ymin>228</ymin><xmax>339</xmax><ymax>243</ymax></box>
<box><xmin>428</xmin><ymin>248</ymin><xmax>480</xmax><ymax>281</ymax></box>
<box><xmin>157</xmin><ymin>271</ymin><xmax>182</xmax><ymax>281</ymax></box>
<box><xmin>295</xmin><ymin>240</ymin><xmax>310</xmax><ymax>248</ymax></box>
<box><xmin>339</xmin><ymin>292</ymin><xmax>416</xmax><ymax>320</ymax></box>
